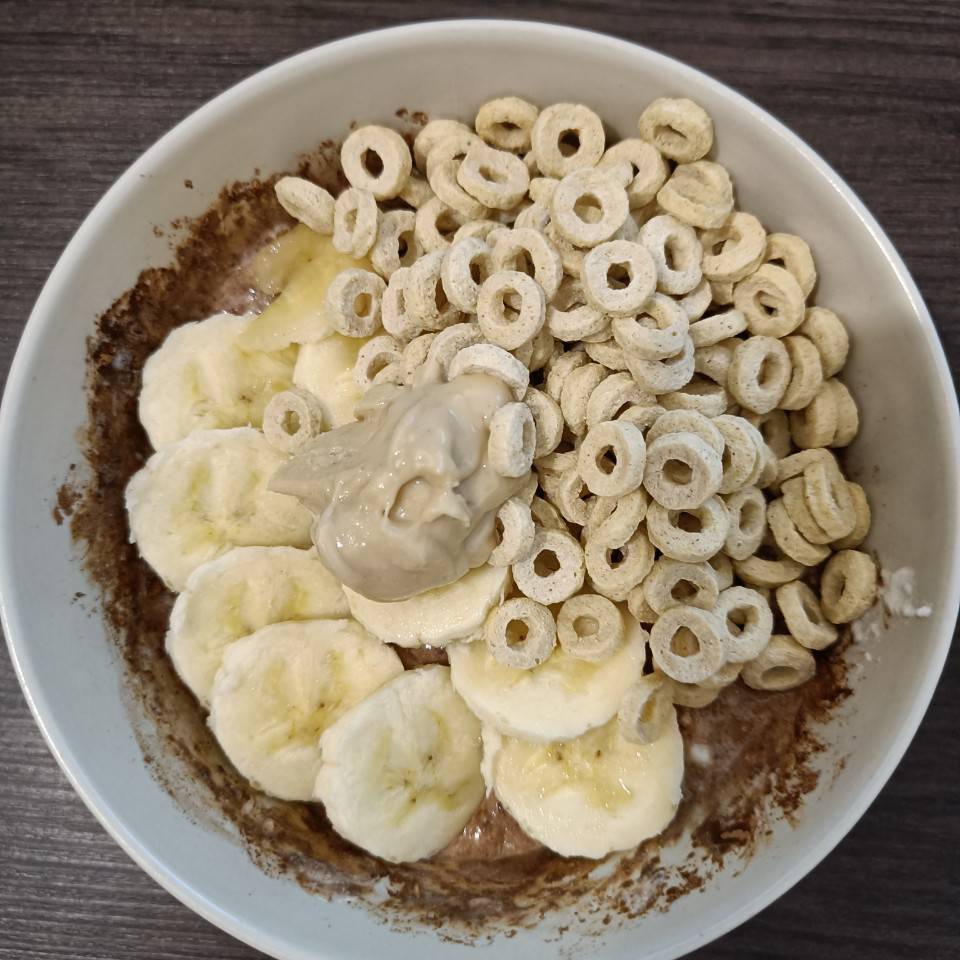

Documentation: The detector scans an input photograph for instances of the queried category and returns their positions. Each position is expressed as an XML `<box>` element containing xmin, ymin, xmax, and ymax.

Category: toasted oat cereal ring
<box><xmin>688</xmin><ymin>308</ymin><xmax>748</xmax><ymax>349</ymax></box>
<box><xmin>679</xmin><ymin>277</ymin><xmax>713</xmax><ymax>322</ymax></box>
<box><xmin>612</xmin><ymin>292</ymin><xmax>690</xmax><ymax>361</ymax></box>
<box><xmin>643</xmin><ymin>558</ymin><xmax>719</xmax><ymax>615</ymax></box>
<box><xmin>643</xmin><ymin>431</ymin><xmax>723</xmax><ymax>510</ymax></box>
<box><xmin>779</xmin><ymin>334</ymin><xmax>824</xmax><ymax>411</ymax></box>
<box><xmin>397</xmin><ymin>172</ymin><xmax>434</xmax><ymax>209</ymax></box>
<box><xmin>656</xmin><ymin>161</ymin><xmax>734</xmax><ymax>230</ymax></box>
<box><xmin>530</xmin><ymin>102</ymin><xmax>606</xmax><ymax>178</ymax></box>
<box><xmin>699</xmin><ymin>659</ymin><xmax>744</xmax><ymax>692</ymax></box>
<box><xmin>694</xmin><ymin>341</ymin><xmax>736</xmax><ymax>386</ymax></box>
<box><xmin>586</xmin><ymin>371</ymin><xmax>652</xmax><ymax>427</ymax></box>
<box><xmin>341</xmin><ymin>125</ymin><xmax>412</xmax><ymax>200</ymax></box>
<box><xmin>475</xmin><ymin>96</ymin><xmax>539</xmax><ymax>151</ymax></box>
<box><xmin>789</xmin><ymin>382</ymin><xmax>837</xmax><ymax>449</ymax></box>
<box><xmin>741</xmin><ymin>635</ymin><xmax>815</xmax><ymax>691</ymax></box>
<box><xmin>584</xmin><ymin>527</ymin><xmax>655</xmax><ymax>602</ymax></box>
<box><xmin>513</xmin><ymin>527</ymin><xmax>586</xmax><ymax>604</ymax></box>
<box><xmin>821</xmin><ymin>549</ymin><xmax>877</xmax><ymax>623</ymax></box>
<box><xmin>744</xmin><ymin>409</ymin><xmax>792</xmax><ymax>459</ymax></box>
<box><xmin>775</xmin><ymin>580</ymin><xmax>838</xmax><ymax>650</ymax></box>
<box><xmin>708</xmin><ymin>551</ymin><xmax>735</xmax><ymax>591</ymax></box>
<box><xmin>721</xmin><ymin>485</ymin><xmax>767</xmax><ymax>560</ymax></box>
<box><xmin>262</xmin><ymin>388</ymin><xmax>324</xmax><ymax>454</ymax></box>
<box><xmin>370</xmin><ymin>361</ymin><xmax>405</xmax><ymax>387</ymax></box>
<box><xmin>274</xmin><ymin>176</ymin><xmax>334</xmax><ymax>234</ymax></box>
<box><xmin>649</xmin><ymin>605</ymin><xmax>725</xmax><ymax>684</ymax></box>
<box><xmin>484</xmin><ymin>597</ymin><xmax>557</xmax><ymax>670</ymax></box>
<box><xmin>544</xmin><ymin>345</ymin><xmax>589</xmax><ymax>401</ymax></box>
<box><xmin>734</xmin><ymin>264</ymin><xmax>805</xmax><ymax>338</ymax></box>
<box><xmin>514</xmin><ymin>200</ymin><xmax>553</xmax><ymax>232</ymax></box>
<box><xmin>424</xmin><ymin>128</ymin><xmax>483</xmax><ymax>179</ymax></box>
<box><xmin>647</xmin><ymin>408</ymin><xmax>724</xmax><ymax>454</ymax></box>
<box><xmin>714</xmin><ymin>586</ymin><xmax>773</xmax><ymax>663</ymax></box>
<box><xmin>638</xmin><ymin>215</ymin><xmax>703</xmax><ymax>296</ymax></box>
<box><xmin>669</xmin><ymin>679</ymin><xmax>721</xmax><ymax>708</ymax></box>
<box><xmin>524</xmin><ymin>387</ymin><xmax>564</xmax><ymax>458</ymax></box>
<box><xmin>439</xmin><ymin>238</ymin><xmax>491</xmax><ymax>314</ymax></box>
<box><xmin>353</xmin><ymin>334</ymin><xmax>403</xmax><ymax>389</ymax></box>
<box><xmin>448</xmin><ymin>342</ymin><xmax>530</xmax><ymax>399</ymax></box>
<box><xmin>584</xmin><ymin>338</ymin><xmax>629</xmax><ymax>371</ymax></box>
<box><xmin>578</xmin><ymin>420</ymin><xmax>647</xmax><ymax>497</ymax></box>
<box><xmin>646</xmin><ymin>496</ymin><xmax>729</xmax><ymax>563</ymax></box>
<box><xmin>802</xmin><ymin>457</ymin><xmax>855</xmax><ymax>540</ymax></box>
<box><xmin>451</xmin><ymin>220</ymin><xmax>501</xmax><ymax>246</ymax></box>
<box><xmin>518</xmin><ymin>470</ymin><xmax>539</xmax><ymax>506</ymax></box>
<box><xmin>774</xmin><ymin>447</ymin><xmax>838</xmax><ymax>490</ymax></box>
<box><xmin>488</xmin><ymin>402</ymin><xmax>536</xmax><ymax>478</ymax></box>
<box><xmin>456</xmin><ymin>141</ymin><xmax>531</xmax><ymax>211</ymax></box>
<box><xmin>711</xmin><ymin>414</ymin><xmax>758</xmax><ymax>494</ymax></box>
<box><xmin>543</xmin><ymin>221</ymin><xmax>587</xmax><ymax>276</ymax></box>
<box><xmin>400</xmin><ymin>331</ymin><xmax>436</xmax><ymax>383</ymax></box>
<box><xmin>369</xmin><ymin>209</ymin><xmax>420</xmax><ymax>281</ymax></box>
<box><xmin>763</xmin><ymin>233</ymin><xmax>817</xmax><ymax>299</ymax></box>
<box><xmin>404</xmin><ymin>250</ymin><xmax>460</xmax><ymax>332</ymax></box>
<box><xmin>583</xmin><ymin>488</ymin><xmax>648</xmax><ymax>548</ymax></box>
<box><xmin>557</xmin><ymin>593</ymin><xmax>625</xmax><ymax>662</ymax></box>
<box><xmin>552</xmin><ymin>468</ymin><xmax>594</xmax><ymax>526</ymax></box>
<box><xmin>780</xmin><ymin>477</ymin><xmax>832</xmax><ymax>544</ymax></box>
<box><xmin>727</xmin><ymin>336</ymin><xmax>791</xmax><ymax>414</ymax></box>
<box><xmin>618</xmin><ymin>673</ymin><xmax>673</xmax><ymax>745</ymax></box>
<box><xmin>580</xmin><ymin>240</ymin><xmax>657</xmax><ymax>317</ymax></box>
<box><xmin>490</xmin><ymin>227</ymin><xmax>564</xmax><ymax>300</ymax></box>
<box><xmin>599</xmin><ymin>138</ymin><xmax>669</xmax><ymax>209</ymax></box>
<box><xmin>767</xmin><ymin>498</ymin><xmax>831</xmax><ymax>566</ymax></box>
<box><xmin>756</xmin><ymin>445</ymin><xmax>779</xmax><ymax>489</ymax></box>
<box><xmin>476</xmin><ymin>271</ymin><xmax>546</xmax><ymax>350</ymax></box>
<box><xmin>710</xmin><ymin>280</ymin><xmax>735</xmax><ymax>305</ymax></box>
<box><xmin>425</xmin><ymin>322</ymin><xmax>481</xmax><ymax>380</ymax></box>
<box><xmin>427</xmin><ymin>156</ymin><xmax>490</xmax><ymax>220</ymax></box>
<box><xmin>332</xmin><ymin>187</ymin><xmax>380</xmax><ymax>258</ymax></box>
<box><xmin>826</xmin><ymin>379</ymin><xmax>859</xmax><ymax>447</ymax></box>
<box><xmin>412</xmin><ymin>119</ymin><xmax>475</xmax><ymax>171</ymax></box>
<box><xmin>627</xmin><ymin>585</ymin><xmax>658</xmax><ymax>625</ymax></box>
<box><xmin>380</xmin><ymin>267</ymin><xmax>422</xmax><ymax>342</ymax></box>
<box><xmin>534</xmin><ymin>447</ymin><xmax>579</xmax><ymax>479</ymax></box>
<box><xmin>638</xmin><ymin>97</ymin><xmax>713</xmax><ymax>163</ymax></box>
<box><xmin>625</xmin><ymin>335</ymin><xmax>696</xmax><ymax>395</ymax></box>
<box><xmin>414</xmin><ymin>197</ymin><xmax>469</xmax><ymax>253</ymax></box>
<box><xmin>832</xmin><ymin>482</ymin><xmax>870</xmax><ymax>550</ymax></box>
<box><xmin>660</xmin><ymin>377</ymin><xmax>728</xmax><ymax>418</ymax></box>
<box><xmin>560</xmin><ymin>362</ymin><xmax>608</xmax><ymax>436</ymax></box>
<box><xmin>799</xmin><ymin>307</ymin><xmax>849</xmax><ymax>379</ymax></box>
<box><xmin>325</xmin><ymin>268</ymin><xmax>386</xmax><ymax>338</ymax></box>
<box><xmin>530</xmin><ymin>495</ymin><xmax>566</xmax><ymax>532</ymax></box>
<box><xmin>528</xmin><ymin>177</ymin><xmax>558</xmax><ymax>206</ymax></box>
<box><xmin>732</xmin><ymin>551</ymin><xmax>805</xmax><ymax>588</ymax></box>
<box><xmin>700</xmin><ymin>212</ymin><xmax>767</xmax><ymax>284</ymax></box>
<box><xmin>488</xmin><ymin>497</ymin><xmax>536</xmax><ymax>567</ymax></box>
<box><xmin>550</xmin><ymin>168</ymin><xmax>629</xmax><ymax>248</ymax></box>
<box><xmin>528</xmin><ymin>327</ymin><xmax>558</xmax><ymax>373</ymax></box>
<box><xmin>547</xmin><ymin>280</ymin><xmax>609</xmax><ymax>342</ymax></box>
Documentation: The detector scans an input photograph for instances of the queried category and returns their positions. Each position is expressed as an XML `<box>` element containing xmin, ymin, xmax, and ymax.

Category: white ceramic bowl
<box><xmin>1</xmin><ymin>20</ymin><xmax>957</xmax><ymax>960</ymax></box>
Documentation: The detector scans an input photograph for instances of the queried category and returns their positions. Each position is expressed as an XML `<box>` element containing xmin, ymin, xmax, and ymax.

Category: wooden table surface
<box><xmin>1</xmin><ymin>1</ymin><xmax>958</xmax><ymax>957</ymax></box>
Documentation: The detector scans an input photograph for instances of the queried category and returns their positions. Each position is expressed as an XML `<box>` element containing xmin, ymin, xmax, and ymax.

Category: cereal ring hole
<box><xmin>596</xmin><ymin>445</ymin><xmax>618</xmax><ymax>475</ymax></box>
<box><xmin>762</xmin><ymin>665</ymin><xmax>802</xmax><ymax>686</ymax></box>
<box><xmin>574</xmin><ymin>193</ymin><xmax>604</xmax><ymax>224</ymax></box>
<box><xmin>572</xmin><ymin>615</ymin><xmax>600</xmax><ymax>638</ymax></box>
<box><xmin>505</xmin><ymin>619</ymin><xmax>530</xmax><ymax>647</ymax></box>
<box><xmin>664</xmin><ymin>459</ymin><xmax>694</xmax><ymax>485</ymax></box>
<box><xmin>534</xmin><ymin>549</ymin><xmax>562</xmax><ymax>577</ymax></box>
<box><xmin>725</xmin><ymin>606</ymin><xmax>755</xmax><ymax>637</ymax></box>
<box><xmin>677</xmin><ymin>511</ymin><xmax>703</xmax><ymax>533</ymax></box>
<box><xmin>606</xmin><ymin>262</ymin><xmax>632</xmax><ymax>289</ymax></box>
<box><xmin>671</xmin><ymin>579</ymin><xmax>698</xmax><ymax>603</ymax></box>
<box><xmin>281</xmin><ymin>410</ymin><xmax>301</xmax><ymax>436</ymax></box>
<box><xmin>361</xmin><ymin>149</ymin><xmax>384</xmax><ymax>177</ymax></box>
<box><xmin>670</xmin><ymin>627</ymin><xmax>701</xmax><ymax>657</ymax></box>
<box><xmin>740</xmin><ymin>499</ymin><xmax>764</xmax><ymax>536</ymax></box>
<box><xmin>354</xmin><ymin>292</ymin><xmax>373</xmax><ymax>318</ymax></box>
<box><xmin>559</xmin><ymin>129</ymin><xmax>582</xmax><ymax>157</ymax></box>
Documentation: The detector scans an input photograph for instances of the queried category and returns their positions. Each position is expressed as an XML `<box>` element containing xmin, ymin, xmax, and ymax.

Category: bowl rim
<box><xmin>2</xmin><ymin>18</ymin><xmax>958</xmax><ymax>960</ymax></box>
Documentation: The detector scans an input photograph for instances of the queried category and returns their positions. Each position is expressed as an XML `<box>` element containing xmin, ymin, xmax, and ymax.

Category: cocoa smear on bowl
<box><xmin>61</xmin><ymin>132</ymin><xmax>852</xmax><ymax>942</ymax></box>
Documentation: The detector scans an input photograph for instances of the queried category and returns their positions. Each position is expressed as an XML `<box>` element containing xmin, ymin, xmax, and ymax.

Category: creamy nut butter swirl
<box><xmin>270</xmin><ymin>373</ymin><xmax>524</xmax><ymax>601</ymax></box>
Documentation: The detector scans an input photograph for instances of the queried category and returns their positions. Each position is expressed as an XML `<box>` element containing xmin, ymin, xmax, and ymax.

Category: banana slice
<box><xmin>315</xmin><ymin>665</ymin><xmax>485</xmax><ymax>863</ymax></box>
<box><xmin>487</xmin><ymin>712</ymin><xmax>684</xmax><ymax>859</ymax></box>
<box><xmin>167</xmin><ymin>546</ymin><xmax>349</xmax><ymax>707</ymax></box>
<box><xmin>139</xmin><ymin>312</ymin><xmax>297</xmax><ymax>449</ymax></box>
<box><xmin>238</xmin><ymin>238</ymin><xmax>371</xmax><ymax>353</ymax></box>
<box><xmin>293</xmin><ymin>334</ymin><xmax>370</xmax><ymax>429</ymax></box>
<box><xmin>343</xmin><ymin>564</ymin><xmax>510</xmax><ymax>648</ymax></box>
<box><xmin>209</xmin><ymin>619</ymin><xmax>403</xmax><ymax>801</ymax></box>
<box><xmin>125</xmin><ymin>427</ymin><xmax>312</xmax><ymax>591</ymax></box>
<box><xmin>447</xmin><ymin>618</ymin><xmax>647</xmax><ymax>741</ymax></box>
<box><xmin>250</xmin><ymin>224</ymin><xmax>327</xmax><ymax>296</ymax></box>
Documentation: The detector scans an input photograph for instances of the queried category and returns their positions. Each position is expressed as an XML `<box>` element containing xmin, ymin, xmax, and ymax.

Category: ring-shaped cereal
<box><xmin>530</xmin><ymin>495</ymin><xmax>566</xmax><ymax>532</ymax></box>
<box><xmin>712</xmin><ymin>414</ymin><xmax>760</xmax><ymax>494</ymax></box>
<box><xmin>714</xmin><ymin>586</ymin><xmax>773</xmax><ymax>663</ymax></box>
<box><xmin>488</xmin><ymin>497</ymin><xmax>536</xmax><ymax>567</ymax></box>
<box><xmin>780</xmin><ymin>477</ymin><xmax>832</xmax><ymax>545</ymax></box>
<box><xmin>745</xmin><ymin>409</ymin><xmax>792</xmax><ymax>460</ymax></box>
<box><xmin>545</xmin><ymin>346</ymin><xmax>589</xmax><ymax>401</ymax></box>
<box><xmin>556</xmin><ymin>593</ymin><xmax>624</xmax><ymax>662</ymax></box>
<box><xmin>799</xmin><ymin>306</ymin><xmax>849</xmax><ymax>378</ymax></box>
<box><xmin>440</xmin><ymin>237</ymin><xmax>493</xmax><ymax>314</ymax></box>
<box><xmin>548</xmin><ymin>468</ymin><xmax>592</xmax><ymax>527</ymax></box>
<box><xmin>646</xmin><ymin>408</ymin><xmax>724</xmax><ymax>454</ymax></box>
<box><xmin>484</xmin><ymin>597</ymin><xmax>557</xmax><ymax>670</ymax></box>
<box><xmin>611</xmin><ymin>292</ymin><xmax>690</xmax><ymax>360</ymax></box>
<box><xmin>767</xmin><ymin>498</ymin><xmax>831</xmax><ymax>566</ymax></box>
<box><xmin>775</xmin><ymin>580</ymin><xmax>838</xmax><ymax>650</ymax></box>
<box><xmin>599</xmin><ymin>138</ymin><xmax>669</xmax><ymax>208</ymax></box>
<box><xmin>577</xmin><ymin>420</ymin><xmax>647</xmax><ymax>497</ymax></box>
<box><xmin>710</xmin><ymin>280</ymin><xmax>735</xmax><ymax>305</ymax></box>
<box><xmin>733</xmin><ymin>552</ymin><xmax>805</xmax><ymax>589</ymax></box>
<box><xmin>381</xmin><ymin>267</ymin><xmax>424</xmax><ymax>342</ymax></box>
<box><xmin>447</xmin><ymin>342</ymin><xmax>530</xmax><ymax>400</ymax></box>
<box><xmin>643</xmin><ymin>431</ymin><xmax>723</xmax><ymax>509</ymax></box>
<box><xmin>638</xmin><ymin>214</ymin><xmax>703</xmax><ymax>295</ymax></box>
<box><xmin>530</xmin><ymin>102</ymin><xmax>606</xmax><ymax>178</ymax></box>
<box><xmin>413</xmin><ymin>197</ymin><xmax>469</xmax><ymax>253</ymax></box>
<box><xmin>580</xmin><ymin>239</ymin><xmax>658</xmax><ymax>316</ymax></box>
<box><xmin>585</xmin><ymin>371</ymin><xmax>652</xmax><ymax>428</ymax></box>
<box><xmin>727</xmin><ymin>335</ymin><xmax>791</xmax><ymax>414</ymax></box>
<box><xmin>638</xmin><ymin>97</ymin><xmax>713</xmax><ymax>163</ymax></box>
<box><xmin>353</xmin><ymin>334</ymin><xmax>403</xmax><ymax>389</ymax></box>
<box><xmin>820</xmin><ymin>549</ymin><xmax>878</xmax><ymax>624</ymax></box>
<box><xmin>490</xmin><ymin>227</ymin><xmax>564</xmax><ymax>300</ymax></box>
<box><xmin>397</xmin><ymin>172</ymin><xmax>434</xmax><ymax>209</ymax></box>
<box><xmin>656</xmin><ymin>161</ymin><xmax>734</xmax><ymax>229</ymax></box>
<box><xmin>488</xmin><ymin>402</ymin><xmax>536</xmax><ymax>478</ymax></box>
<box><xmin>584</xmin><ymin>527</ymin><xmax>655</xmax><ymax>602</ymax></box>
<box><xmin>669</xmin><ymin>680</ymin><xmax>721</xmax><ymax>708</ymax></box>
<box><xmin>550</xmin><ymin>168</ymin><xmax>629</xmax><ymax>248</ymax></box>
<box><xmin>524</xmin><ymin>387</ymin><xmax>564</xmax><ymax>458</ymax></box>
<box><xmin>475</xmin><ymin>96</ymin><xmax>539</xmax><ymax>151</ymax></box>
<box><xmin>643</xmin><ymin>558</ymin><xmax>719</xmax><ymax>615</ymax></box>
<box><xmin>262</xmin><ymin>388</ymin><xmax>325</xmax><ymax>454</ymax></box>
<box><xmin>584</xmin><ymin>338</ymin><xmax>629</xmax><ymax>371</ymax></box>
<box><xmin>700</xmin><ymin>212</ymin><xmax>767</xmax><ymax>283</ymax></box>
<box><xmin>403</xmin><ymin>249</ymin><xmax>460</xmax><ymax>332</ymax></box>
<box><xmin>452</xmin><ymin>219</ymin><xmax>502</xmax><ymax>245</ymax></box>
<box><xmin>546</xmin><ymin>278</ymin><xmax>609</xmax><ymax>342</ymax></box>
<box><xmin>413</xmin><ymin>119</ymin><xmax>476</xmax><ymax>171</ymax></box>
<box><xmin>722</xmin><ymin>485</ymin><xmax>767</xmax><ymax>560</ymax></box>
<box><xmin>584</xmin><ymin>488</ymin><xmax>648</xmax><ymax>548</ymax></box>
<box><xmin>528</xmin><ymin>177</ymin><xmax>558</xmax><ymax>205</ymax></box>
<box><xmin>698</xmin><ymin>660</ymin><xmax>745</xmax><ymax>693</ymax></box>
<box><xmin>400</xmin><ymin>332</ymin><xmax>436</xmax><ymax>383</ymax></box>
<box><xmin>779</xmin><ymin>334</ymin><xmax>824</xmax><ymax>410</ymax></box>
<box><xmin>649</xmin><ymin>605</ymin><xmax>726</xmax><ymax>684</ymax></box>
<box><xmin>476</xmin><ymin>270</ymin><xmax>546</xmax><ymax>351</ymax></box>
<box><xmin>788</xmin><ymin>381</ymin><xmax>838</xmax><ymax>449</ymax></box>
<box><xmin>325</xmin><ymin>268</ymin><xmax>386</xmax><ymax>338</ymax></box>
<box><xmin>708</xmin><ymin>552</ymin><xmax>735</xmax><ymax>591</ymax></box>
<box><xmin>688</xmin><ymin>308</ymin><xmax>748</xmax><ymax>349</ymax></box>
<box><xmin>659</xmin><ymin>377</ymin><xmax>729</xmax><ymax>418</ymax></box>
<box><xmin>560</xmin><ymin>362</ymin><xmax>608</xmax><ymax>436</ymax></box>
<box><xmin>646</xmin><ymin>496</ymin><xmax>730</xmax><ymax>563</ymax></box>
<box><xmin>341</xmin><ymin>125</ymin><xmax>412</xmax><ymax>200</ymax></box>
<box><xmin>827</xmin><ymin>378</ymin><xmax>859</xmax><ymax>447</ymax></box>
<box><xmin>741</xmin><ymin>635</ymin><xmax>816</xmax><ymax>691</ymax></box>
<box><xmin>832</xmin><ymin>482</ymin><xmax>871</xmax><ymax>550</ymax></box>
<box><xmin>679</xmin><ymin>277</ymin><xmax>713</xmax><ymax>321</ymax></box>
<box><xmin>457</xmin><ymin>142</ymin><xmax>531</xmax><ymax>210</ymax></box>
<box><xmin>694</xmin><ymin>341</ymin><xmax>735</xmax><ymax>385</ymax></box>
<box><xmin>802</xmin><ymin>457</ymin><xmax>855</xmax><ymax>540</ymax></box>
<box><xmin>274</xmin><ymin>176</ymin><xmax>334</xmax><ymax>234</ymax></box>
<box><xmin>618</xmin><ymin>673</ymin><xmax>674</xmax><ymax>745</ymax></box>
<box><xmin>763</xmin><ymin>233</ymin><xmax>817</xmax><ymax>299</ymax></box>
<box><xmin>513</xmin><ymin>527</ymin><xmax>586</xmax><ymax>604</ymax></box>
<box><xmin>733</xmin><ymin>263</ymin><xmax>806</xmax><ymax>338</ymax></box>
<box><xmin>428</xmin><ymin>156</ymin><xmax>490</xmax><ymax>220</ymax></box>
<box><xmin>625</xmin><ymin>336</ymin><xmax>696</xmax><ymax>395</ymax></box>
<box><xmin>370</xmin><ymin>209</ymin><xmax>420</xmax><ymax>280</ymax></box>
<box><xmin>332</xmin><ymin>187</ymin><xmax>379</xmax><ymax>258</ymax></box>
<box><xmin>424</xmin><ymin>128</ymin><xmax>483</xmax><ymax>180</ymax></box>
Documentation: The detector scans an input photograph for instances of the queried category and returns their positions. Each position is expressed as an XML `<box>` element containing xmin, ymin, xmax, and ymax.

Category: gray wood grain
<box><xmin>1</xmin><ymin>1</ymin><xmax>958</xmax><ymax>957</ymax></box>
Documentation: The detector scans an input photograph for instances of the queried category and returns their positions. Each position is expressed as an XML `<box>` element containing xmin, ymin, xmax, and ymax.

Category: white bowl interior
<box><xmin>1</xmin><ymin>20</ymin><xmax>957</xmax><ymax>960</ymax></box>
